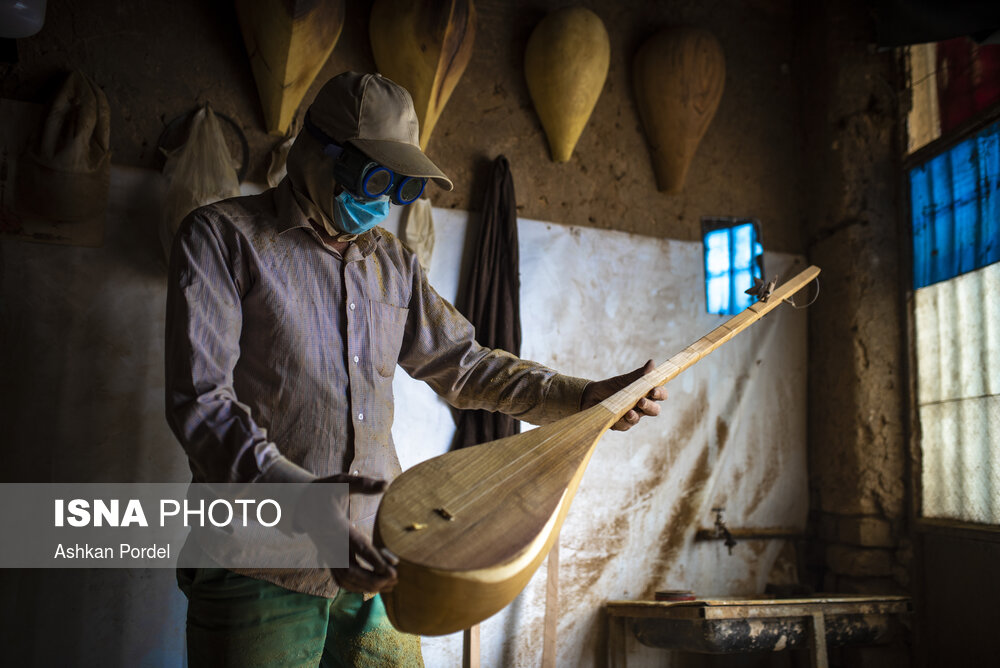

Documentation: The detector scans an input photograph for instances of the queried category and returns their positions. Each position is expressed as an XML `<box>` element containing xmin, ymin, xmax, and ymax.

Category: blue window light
<box><xmin>910</xmin><ymin>118</ymin><xmax>1000</xmax><ymax>289</ymax></box>
<box><xmin>701</xmin><ymin>218</ymin><xmax>764</xmax><ymax>315</ymax></box>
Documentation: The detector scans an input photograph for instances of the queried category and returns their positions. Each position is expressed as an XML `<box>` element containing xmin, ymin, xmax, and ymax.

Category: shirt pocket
<box><xmin>368</xmin><ymin>299</ymin><xmax>409</xmax><ymax>378</ymax></box>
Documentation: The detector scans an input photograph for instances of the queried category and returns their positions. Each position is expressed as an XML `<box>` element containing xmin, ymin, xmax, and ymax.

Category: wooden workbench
<box><xmin>606</xmin><ymin>595</ymin><xmax>911</xmax><ymax>668</ymax></box>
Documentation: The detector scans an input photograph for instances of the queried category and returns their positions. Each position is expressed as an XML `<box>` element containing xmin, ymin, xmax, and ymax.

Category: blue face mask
<box><xmin>331</xmin><ymin>190</ymin><xmax>390</xmax><ymax>235</ymax></box>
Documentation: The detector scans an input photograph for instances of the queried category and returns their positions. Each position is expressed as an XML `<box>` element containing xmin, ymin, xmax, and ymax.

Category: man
<box><xmin>165</xmin><ymin>71</ymin><xmax>665</xmax><ymax>667</ymax></box>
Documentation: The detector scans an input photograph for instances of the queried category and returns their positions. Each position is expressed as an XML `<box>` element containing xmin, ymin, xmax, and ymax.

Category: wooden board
<box><xmin>605</xmin><ymin>595</ymin><xmax>912</xmax><ymax>620</ymax></box>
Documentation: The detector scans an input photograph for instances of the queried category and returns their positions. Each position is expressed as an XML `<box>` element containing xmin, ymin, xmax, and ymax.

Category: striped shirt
<box><xmin>164</xmin><ymin>179</ymin><xmax>589</xmax><ymax>596</ymax></box>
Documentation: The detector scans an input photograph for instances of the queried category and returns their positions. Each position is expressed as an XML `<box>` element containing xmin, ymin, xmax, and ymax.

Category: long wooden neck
<box><xmin>600</xmin><ymin>265</ymin><xmax>820</xmax><ymax>419</ymax></box>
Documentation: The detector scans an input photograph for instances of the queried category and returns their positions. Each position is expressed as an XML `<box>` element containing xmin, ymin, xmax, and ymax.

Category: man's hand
<box><xmin>295</xmin><ymin>474</ymin><xmax>399</xmax><ymax>594</ymax></box>
<box><xmin>580</xmin><ymin>359</ymin><xmax>667</xmax><ymax>431</ymax></box>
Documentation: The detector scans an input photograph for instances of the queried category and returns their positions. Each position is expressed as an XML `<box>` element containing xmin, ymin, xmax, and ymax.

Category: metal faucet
<box><xmin>712</xmin><ymin>507</ymin><xmax>737</xmax><ymax>555</ymax></box>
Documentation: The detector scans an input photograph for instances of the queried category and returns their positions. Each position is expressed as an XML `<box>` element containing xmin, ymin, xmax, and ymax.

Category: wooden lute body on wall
<box><xmin>375</xmin><ymin>265</ymin><xmax>821</xmax><ymax>636</ymax></box>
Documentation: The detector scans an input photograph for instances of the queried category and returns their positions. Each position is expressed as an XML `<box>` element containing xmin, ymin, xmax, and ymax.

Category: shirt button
<box><xmin>358</xmin><ymin>412</ymin><xmax>364</xmax><ymax>421</ymax></box>
<box><xmin>352</xmin><ymin>470</ymin><xmax>359</xmax><ymax>476</ymax></box>
<box><xmin>353</xmin><ymin>355</ymin><xmax>359</xmax><ymax>364</ymax></box>
<box><xmin>349</xmin><ymin>302</ymin><xmax>356</xmax><ymax>311</ymax></box>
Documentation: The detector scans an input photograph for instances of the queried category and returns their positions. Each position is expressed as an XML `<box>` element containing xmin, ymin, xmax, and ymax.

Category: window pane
<box><xmin>904</xmin><ymin>44</ymin><xmax>941</xmax><ymax>153</ymax></box>
<box><xmin>910</xmin><ymin>119</ymin><xmax>1000</xmax><ymax>289</ymax></box>
<box><xmin>903</xmin><ymin>40</ymin><xmax>1000</xmax><ymax>155</ymax></box>
<box><xmin>707</xmin><ymin>276</ymin><xmax>729</xmax><ymax>315</ymax></box>
<box><xmin>916</xmin><ymin>261</ymin><xmax>1000</xmax><ymax>524</ymax></box>
<box><xmin>705</xmin><ymin>231</ymin><xmax>730</xmax><ymax>279</ymax></box>
<box><xmin>936</xmin><ymin>38</ymin><xmax>1000</xmax><ymax>136</ymax></box>
<box><xmin>733</xmin><ymin>269</ymin><xmax>754</xmax><ymax>307</ymax></box>
<box><xmin>701</xmin><ymin>218</ymin><xmax>763</xmax><ymax>316</ymax></box>
<box><xmin>732</xmin><ymin>223</ymin><xmax>754</xmax><ymax>269</ymax></box>
<box><xmin>920</xmin><ymin>396</ymin><xmax>1000</xmax><ymax>525</ymax></box>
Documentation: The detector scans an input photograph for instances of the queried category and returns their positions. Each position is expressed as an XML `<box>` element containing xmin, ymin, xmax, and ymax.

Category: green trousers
<box><xmin>177</xmin><ymin>567</ymin><xmax>423</xmax><ymax>668</ymax></box>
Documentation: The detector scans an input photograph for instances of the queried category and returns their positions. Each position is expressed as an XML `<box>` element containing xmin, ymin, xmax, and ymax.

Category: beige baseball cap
<box><xmin>306</xmin><ymin>71</ymin><xmax>453</xmax><ymax>191</ymax></box>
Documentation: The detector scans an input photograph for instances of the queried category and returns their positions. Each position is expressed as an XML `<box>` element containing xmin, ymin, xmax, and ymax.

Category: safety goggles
<box><xmin>303</xmin><ymin>113</ymin><xmax>427</xmax><ymax>206</ymax></box>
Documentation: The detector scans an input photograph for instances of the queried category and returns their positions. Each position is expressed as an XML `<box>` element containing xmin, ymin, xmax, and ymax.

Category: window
<box><xmin>908</xmin><ymin>115</ymin><xmax>1000</xmax><ymax>525</ymax></box>
<box><xmin>910</xmin><ymin>121</ymin><xmax>1000</xmax><ymax>288</ymax></box>
<box><xmin>701</xmin><ymin>217</ymin><xmax>764</xmax><ymax>316</ymax></box>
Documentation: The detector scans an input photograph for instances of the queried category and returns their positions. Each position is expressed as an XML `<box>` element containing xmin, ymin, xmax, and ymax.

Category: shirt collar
<box><xmin>274</xmin><ymin>178</ymin><xmax>382</xmax><ymax>259</ymax></box>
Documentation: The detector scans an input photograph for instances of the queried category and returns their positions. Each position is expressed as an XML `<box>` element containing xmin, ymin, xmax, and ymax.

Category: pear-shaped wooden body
<box><xmin>370</xmin><ymin>0</ymin><xmax>476</xmax><ymax>151</ymax></box>
<box><xmin>376</xmin><ymin>404</ymin><xmax>617</xmax><ymax>636</ymax></box>
<box><xmin>235</xmin><ymin>0</ymin><xmax>345</xmax><ymax>136</ymax></box>
<box><xmin>633</xmin><ymin>27</ymin><xmax>725</xmax><ymax>194</ymax></box>
<box><xmin>376</xmin><ymin>266</ymin><xmax>820</xmax><ymax>636</ymax></box>
<box><xmin>524</xmin><ymin>7</ymin><xmax>610</xmax><ymax>162</ymax></box>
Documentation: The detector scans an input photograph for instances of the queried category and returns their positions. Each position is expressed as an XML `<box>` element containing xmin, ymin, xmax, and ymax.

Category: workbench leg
<box><xmin>607</xmin><ymin>615</ymin><xmax>627</xmax><ymax>668</ymax></box>
<box><xmin>541</xmin><ymin>543</ymin><xmax>559</xmax><ymax>668</ymax></box>
<box><xmin>808</xmin><ymin>612</ymin><xmax>828</xmax><ymax>668</ymax></box>
<box><xmin>462</xmin><ymin>624</ymin><xmax>479</xmax><ymax>668</ymax></box>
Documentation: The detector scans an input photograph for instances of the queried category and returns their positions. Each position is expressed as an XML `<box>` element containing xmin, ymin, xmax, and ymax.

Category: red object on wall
<box><xmin>936</xmin><ymin>38</ymin><xmax>1000</xmax><ymax>134</ymax></box>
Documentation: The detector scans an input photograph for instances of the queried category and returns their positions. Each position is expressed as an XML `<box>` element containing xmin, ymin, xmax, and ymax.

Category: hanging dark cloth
<box><xmin>452</xmin><ymin>155</ymin><xmax>521</xmax><ymax>449</ymax></box>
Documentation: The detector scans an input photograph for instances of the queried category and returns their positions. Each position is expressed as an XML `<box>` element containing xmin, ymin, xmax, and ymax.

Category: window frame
<box><xmin>700</xmin><ymin>216</ymin><xmax>765</xmax><ymax>317</ymax></box>
<box><xmin>900</xmin><ymin>80</ymin><xmax>1000</xmax><ymax>538</ymax></box>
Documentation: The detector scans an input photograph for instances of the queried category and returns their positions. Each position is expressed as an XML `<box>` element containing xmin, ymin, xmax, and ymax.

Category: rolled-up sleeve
<box><xmin>397</xmin><ymin>254</ymin><xmax>590</xmax><ymax>425</ymax></box>
<box><xmin>164</xmin><ymin>211</ymin><xmax>314</xmax><ymax>483</ymax></box>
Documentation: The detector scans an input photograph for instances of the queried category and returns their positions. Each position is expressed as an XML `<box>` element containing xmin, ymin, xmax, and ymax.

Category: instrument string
<box><xmin>412</xmin><ymin>267</ymin><xmax>820</xmax><ymax>524</ymax></box>
<box><xmin>438</xmin><ymin>347</ymin><xmax>724</xmax><ymax>516</ymax></box>
<box><xmin>441</xmin><ymin>372</ymin><xmax>663</xmax><ymax>516</ymax></box>
<box><xmin>444</xmin><ymin>427</ymin><xmax>574</xmax><ymax>515</ymax></box>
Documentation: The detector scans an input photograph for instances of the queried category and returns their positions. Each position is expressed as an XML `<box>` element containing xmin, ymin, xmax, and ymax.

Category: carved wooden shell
<box><xmin>524</xmin><ymin>7</ymin><xmax>610</xmax><ymax>163</ymax></box>
<box><xmin>370</xmin><ymin>0</ymin><xmax>477</xmax><ymax>151</ymax></box>
<box><xmin>235</xmin><ymin>0</ymin><xmax>346</xmax><ymax>136</ymax></box>
<box><xmin>633</xmin><ymin>27</ymin><xmax>725</xmax><ymax>194</ymax></box>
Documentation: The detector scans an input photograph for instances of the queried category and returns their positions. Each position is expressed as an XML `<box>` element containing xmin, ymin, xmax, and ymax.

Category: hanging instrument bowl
<box><xmin>633</xmin><ymin>27</ymin><xmax>725</xmax><ymax>194</ymax></box>
<box><xmin>524</xmin><ymin>6</ymin><xmax>610</xmax><ymax>163</ymax></box>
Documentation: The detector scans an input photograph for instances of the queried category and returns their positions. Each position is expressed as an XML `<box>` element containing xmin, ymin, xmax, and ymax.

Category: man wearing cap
<box><xmin>165</xmin><ymin>72</ymin><xmax>664</xmax><ymax>667</ymax></box>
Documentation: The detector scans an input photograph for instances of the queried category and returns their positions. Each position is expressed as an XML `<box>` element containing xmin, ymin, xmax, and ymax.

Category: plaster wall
<box><xmin>0</xmin><ymin>167</ymin><xmax>189</xmax><ymax>666</ymax></box>
<box><xmin>796</xmin><ymin>0</ymin><xmax>909</xmax><ymax>601</ymax></box>
<box><xmin>795</xmin><ymin>4</ymin><xmax>914</xmax><ymax>665</ymax></box>
<box><xmin>0</xmin><ymin>0</ymin><xmax>804</xmax><ymax>250</ymax></box>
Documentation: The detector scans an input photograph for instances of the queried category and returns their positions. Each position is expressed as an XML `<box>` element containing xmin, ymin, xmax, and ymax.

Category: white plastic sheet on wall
<box><xmin>1</xmin><ymin>169</ymin><xmax>809</xmax><ymax>667</ymax></box>
<box><xmin>916</xmin><ymin>261</ymin><xmax>1000</xmax><ymax>525</ymax></box>
<box><xmin>384</xmin><ymin>209</ymin><xmax>809</xmax><ymax>668</ymax></box>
